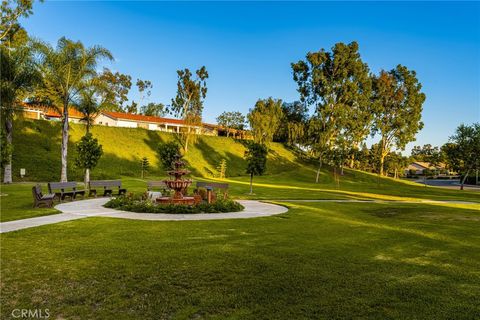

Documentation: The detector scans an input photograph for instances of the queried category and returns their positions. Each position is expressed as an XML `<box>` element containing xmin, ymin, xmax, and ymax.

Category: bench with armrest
<box><xmin>48</xmin><ymin>181</ymin><xmax>86</xmax><ymax>202</ymax></box>
<box><xmin>32</xmin><ymin>184</ymin><xmax>55</xmax><ymax>208</ymax></box>
<box><xmin>89</xmin><ymin>180</ymin><xmax>127</xmax><ymax>197</ymax></box>
<box><xmin>195</xmin><ymin>182</ymin><xmax>229</xmax><ymax>203</ymax></box>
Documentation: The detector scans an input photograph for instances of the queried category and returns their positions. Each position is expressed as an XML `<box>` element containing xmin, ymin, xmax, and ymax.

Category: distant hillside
<box><xmin>9</xmin><ymin>119</ymin><xmax>302</xmax><ymax>182</ymax></box>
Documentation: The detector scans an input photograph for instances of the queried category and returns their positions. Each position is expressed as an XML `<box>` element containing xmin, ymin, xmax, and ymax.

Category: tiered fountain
<box><xmin>156</xmin><ymin>154</ymin><xmax>196</xmax><ymax>205</ymax></box>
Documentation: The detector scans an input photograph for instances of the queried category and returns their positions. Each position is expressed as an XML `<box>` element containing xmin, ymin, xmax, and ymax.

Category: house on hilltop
<box><xmin>16</xmin><ymin>104</ymin><xmax>234</xmax><ymax>137</ymax></box>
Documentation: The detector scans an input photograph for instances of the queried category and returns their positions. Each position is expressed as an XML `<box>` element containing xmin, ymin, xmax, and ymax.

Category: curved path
<box><xmin>0</xmin><ymin>199</ymin><xmax>288</xmax><ymax>233</ymax></box>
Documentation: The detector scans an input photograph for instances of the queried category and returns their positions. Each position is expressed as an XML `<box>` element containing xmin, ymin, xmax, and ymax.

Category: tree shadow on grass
<box><xmin>194</xmin><ymin>138</ymin><xmax>246</xmax><ymax>178</ymax></box>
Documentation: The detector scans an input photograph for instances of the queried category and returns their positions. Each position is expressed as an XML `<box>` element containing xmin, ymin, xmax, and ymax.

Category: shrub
<box><xmin>157</xmin><ymin>141</ymin><xmax>181</xmax><ymax>170</ymax></box>
<box><xmin>104</xmin><ymin>195</ymin><xmax>244</xmax><ymax>214</ymax></box>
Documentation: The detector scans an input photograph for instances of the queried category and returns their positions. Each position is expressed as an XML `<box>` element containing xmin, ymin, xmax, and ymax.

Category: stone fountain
<box><xmin>156</xmin><ymin>154</ymin><xmax>197</xmax><ymax>205</ymax></box>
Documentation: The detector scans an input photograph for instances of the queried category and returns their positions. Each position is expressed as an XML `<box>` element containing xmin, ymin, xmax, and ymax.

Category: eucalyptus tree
<box><xmin>0</xmin><ymin>40</ymin><xmax>40</xmax><ymax>183</ymax></box>
<box><xmin>372</xmin><ymin>65</ymin><xmax>425</xmax><ymax>176</ymax></box>
<box><xmin>292</xmin><ymin>41</ymin><xmax>371</xmax><ymax>182</ymax></box>
<box><xmin>274</xmin><ymin>101</ymin><xmax>308</xmax><ymax>145</ymax></box>
<box><xmin>140</xmin><ymin>102</ymin><xmax>166</xmax><ymax>117</ymax></box>
<box><xmin>98</xmin><ymin>68</ymin><xmax>132</xmax><ymax>111</ymax></box>
<box><xmin>0</xmin><ymin>0</ymin><xmax>41</xmax><ymax>40</ymax></box>
<box><xmin>35</xmin><ymin>37</ymin><xmax>113</xmax><ymax>182</ymax></box>
<box><xmin>247</xmin><ymin>98</ymin><xmax>283</xmax><ymax>145</ymax></box>
<box><xmin>170</xmin><ymin>66</ymin><xmax>208</xmax><ymax>152</ymax></box>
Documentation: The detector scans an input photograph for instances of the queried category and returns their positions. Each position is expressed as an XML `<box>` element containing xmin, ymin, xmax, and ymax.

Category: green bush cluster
<box><xmin>104</xmin><ymin>195</ymin><xmax>244</xmax><ymax>214</ymax></box>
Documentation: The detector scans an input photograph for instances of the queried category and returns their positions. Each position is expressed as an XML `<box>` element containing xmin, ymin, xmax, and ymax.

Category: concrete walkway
<box><xmin>0</xmin><ymin>199</ymin><xmax>288</xmax><ymax>233</ymax></box>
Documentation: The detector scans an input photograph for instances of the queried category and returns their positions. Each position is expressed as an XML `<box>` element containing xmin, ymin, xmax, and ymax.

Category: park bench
<box><xmin>32</xmin><ymin>184</ymin><xmax>55</xmax><ymax>208</ymax></box>
<box><xmin>195</xmin><ymin>182</ymin><xmax>229</xmax><ymax>203</ymax></box>
<box><xmin>147</xmin><ymin>181</ymin><xmax>171</xmax><ymax>193</ymax></box>
<box><xmin>48</xmin><ymin>181</ymin><xmax>86</xmax><ymax>202</ymax></box>
<box><xmin>89</xmin><ymin>180</ymin><xmax>127</xmax><ymax>197</ymax></box>
<box><xmin>146</xmin><ymin>181</ymin><xmax>172</xmax><ymax>200</ymax></box>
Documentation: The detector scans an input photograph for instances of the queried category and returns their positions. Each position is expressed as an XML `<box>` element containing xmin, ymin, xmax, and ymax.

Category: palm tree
<box><xmin>35</xmin><ymin>37</ymin><xmax>113</xmax><ymax>182</ymax></box>
<box><xmin>73</xmin><ymin>81</ymin><xmax>108</xmax><ymax>187</ymax></box>
<box><xmin>75</xmin><ymin>81</ymin><xmax>106</xmax><ymax>134</ymax></box>
<box><xmin>0</xmin><ymin>42</ymin><xmax>39</xmax><ymax>183</ymax></box>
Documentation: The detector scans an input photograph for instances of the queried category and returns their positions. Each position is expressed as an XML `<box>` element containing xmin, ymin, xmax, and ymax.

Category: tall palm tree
<box><xmin>0</xmin><ymin>42</ymin><xmax>39</xmax><ymax>183</ymax></box>
<box><xmin>35</xmin><ymin>37</ymin><xmax>113</xmax><ymax>182</ymax></box>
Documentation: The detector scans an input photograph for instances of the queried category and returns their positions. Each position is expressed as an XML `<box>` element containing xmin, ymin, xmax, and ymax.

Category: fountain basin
<box><xmin>156</xmin><ymin>196</ymin><xmax>198</xmax><ymax>205</ymax></box>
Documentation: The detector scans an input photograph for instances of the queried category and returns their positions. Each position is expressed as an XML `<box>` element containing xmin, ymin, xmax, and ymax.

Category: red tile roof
<box><xmin>19</xmin><ymin>103</ymin><xmax>84</xmax><ymax>119</ymax></box>
<box><xmin>102</xmin><ymin>111</ymin><xmax>187</xmax><ymax>125</ymax></box>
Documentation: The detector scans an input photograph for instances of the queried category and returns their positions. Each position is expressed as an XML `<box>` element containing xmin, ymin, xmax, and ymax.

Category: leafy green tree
<box><xmin>140</xmin><ymin>102</ymin><xmax>166</xmax><ymax>117</ymax></box>
<box><xmin>170</xmin><ymin>66</ymin><xmax>208</xmax><ymax>152</ymax></box>
<box><xmin>74</xmin><ymin>133</ymin><xmax>103</xmax><ymax>188</ymax></box>
<box><xmin>136</xmin><ymin>79</ymin><xmax>152</xmax><ymax>104</ymax></box>
<box><xmin>245</xmin><ymin>142</ymin><xmax>268</xmax><ymax>194</ymax></box>
<box><xmin>248</xmin><ymin>98</ymin><xmax>283</xmax><ymax>145</ymax></box>
<box><xmin>292</xmin><ymin>41</ymin><xmax>371</xmax><ymax>182</ymax></box>
<box><xmin>125</xmin><ymin>101</ymin><xmax>138</xmax><ymax>114</ymax></box>
<box><xmin>384</xmin><ymin>152</ymin><xmax>409</xmax><ymax>178</ymax></box>
<box><xmin>140</xmin><ymin>157</ymin><xmax>149</xmax><ymax>179</ymax></box>
<box><xmin>0</xmin><ymin>40</ymin><xmax>39</xmax><ymax>183</ymax></box>
<box><xmin>98</xmin><ymin>68</ymin><xmax>132</xmax><ymax>111</ymax></box>
<box><xmin>274</xmin><ymin>101</ymin><xmax>308</xmax><ymax>145</ymax></box>
<box><xmin>216</xmin><ymin>111</ymin><xmax>245</xmax><ymax>137</ymax></box>
<box><xmin>443</xmin><ymin>123</ymin><xmax>480</xmax><ymax>189</ymax></box>
<box><xmin>0</xmin><ymin>0</ymin><xmax>42</xmax><ymax>41</ymax></box>
<box><xmin>372</xmin><ymin>65</ymin><xmax>426</xmax><ymax>176</ymax></box>
<box><xmin>157</xmin><ymin>141</ymin><xmax>181</xmax><ymax>170</ymax></box>
<box><xmin>35</xmin><ymin>37</ymin><xmax>113</xmax><ymax>182</ymax></box>
<box><xmin>411</xmin><ymin>144</ymin><xmax>442</xmax><ymax>164</ymax></box>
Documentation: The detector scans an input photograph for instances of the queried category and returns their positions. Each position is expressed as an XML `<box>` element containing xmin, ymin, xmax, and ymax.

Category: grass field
<box><xmin>1</xmin><ymin>120</ymin><xmax>479</xmax><ymax>318</ymax></box>
<box><xmin>1</xmin><ymin>201</ymin><xmax>479</xmax><ymax>319</ymax></box>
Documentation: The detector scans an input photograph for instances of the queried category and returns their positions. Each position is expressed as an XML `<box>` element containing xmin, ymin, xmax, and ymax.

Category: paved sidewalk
<box><xmin>0</xmin><ymin>199</ymin><xmax>288</xmax><ymax>233</ymax></box>
<box><xmin>0</xmin><ymin>213</ymin><xmax>85</xmax><ymax>233</ymax></box>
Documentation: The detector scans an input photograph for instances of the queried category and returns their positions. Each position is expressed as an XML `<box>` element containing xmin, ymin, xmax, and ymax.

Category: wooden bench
<box><xmin>32</xmin><ymin>184</ymin><xmax>55</xmax><ymax>208</ymax></box>
<box><xmin>89</xmin><ymin>180</ymin><xmax>127</xmax><ymax>197</ymax></box>
<box><xmin>195</xmin><ymin>182</ymin><xmax>229</xmax><ymax>203</ymax></box>
<box><xmin>48</xmin><ymin>181</ymin><xmax>86</xmax><ymax>202</ymax></box>
<box><xmin>147</xmin><ymin>181</ymin><xmax>170</xmax><ymax>193</ymax></box>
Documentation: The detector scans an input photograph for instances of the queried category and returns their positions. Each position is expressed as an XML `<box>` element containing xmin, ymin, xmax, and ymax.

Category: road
<box><xmin>414</xmin><ymin>179</ymin><xmax>480</xmax><ymax>191</ymax></box>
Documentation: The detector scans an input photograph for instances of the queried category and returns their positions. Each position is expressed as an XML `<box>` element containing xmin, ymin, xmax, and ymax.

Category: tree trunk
<box><xmin>84</xmin><ymin>168</ymin><xmax>90</xmax><ymax>190</ymax></box>
<box><xmin>60</xmin><ymin>105</ymin><xmax>69</xmax><ymax>182</ymax></box>
<box><xmin>379</xmin><ymin>154</ymin><xmax>385</xmax><ymax>176</ymax></box>
<box><xmin>249</xmin><ymin>173</ymin><xmax>253</xmax><ymax>194</ymax></box>
<box><xmin>3</xmin><ymin>118</ymin><xmax>13</xmax><ymax>184</ymax></box>
<box><xmin>460</xmin><ymin>170</ymin><xmax>470</xmax><ymax>190</ymax></box>
<box><xmin>315</xmin><ymin>154</ymin><xmax>323</xmax><ymax>183</ymax></box>
<box><xmin>349</xmin><ymin>155</ymin><xmax>355</xmax><ymax>169</ymax></box>
<box><xmin>340</xmin><ymin>165</ymin><xmax>344</xmax><ymax>176</ymax></box>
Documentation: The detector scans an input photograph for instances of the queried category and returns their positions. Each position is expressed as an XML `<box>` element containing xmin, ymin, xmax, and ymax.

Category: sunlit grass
<box><xmin>1</xmin><ymin>201</ymin><xmax>479</xmax><ymax>318</ymax></box>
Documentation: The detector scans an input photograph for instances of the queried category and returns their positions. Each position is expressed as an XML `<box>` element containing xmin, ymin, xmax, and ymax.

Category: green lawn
<box><xmin>2</xmin><ymin>134</ymin><xmax>480</xmax><ymax>318</ymax></box>
<box><xmin>1</xmin><ymin>164</ymin><xmax>479</xmax><ymax>222</ymax></box>
<box><xmin>1</xmin><ymin>201</ymin><xmax>479</xmax><ymax>319</ymax></box>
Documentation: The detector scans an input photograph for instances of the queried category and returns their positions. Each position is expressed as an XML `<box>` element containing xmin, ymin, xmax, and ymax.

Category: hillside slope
<box><xmin>10</xmin><ymin>119</ymin><xmax>302</xmax><ymax>181</ymax></box>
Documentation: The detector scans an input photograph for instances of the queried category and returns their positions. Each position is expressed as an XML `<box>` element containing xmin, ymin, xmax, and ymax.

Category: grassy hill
<box><xmin>10</xmin><ymin>119</ymin><xmax>300</xmax><ymax>182</ymax></box>
<box><xmin>7</xmin><ymin>119</ymin><xmax>480</xmax><ymax>205</ymax></box>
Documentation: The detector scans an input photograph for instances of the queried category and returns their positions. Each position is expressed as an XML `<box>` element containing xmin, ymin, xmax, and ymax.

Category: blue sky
<box><xmin>23</xmin><ymin>1</ymin><xmax>480</xmax><ymax>153</ymax></box>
